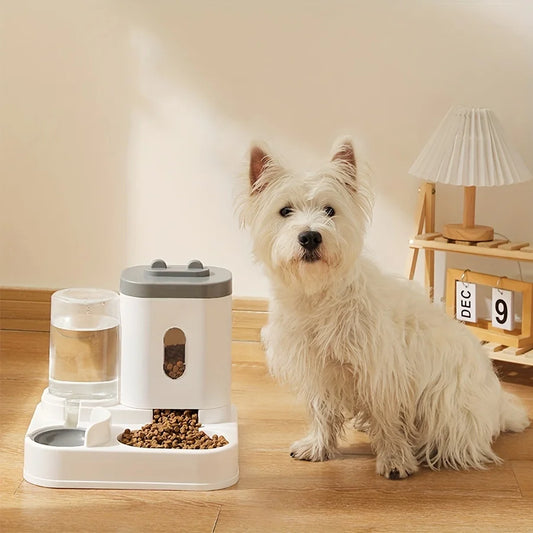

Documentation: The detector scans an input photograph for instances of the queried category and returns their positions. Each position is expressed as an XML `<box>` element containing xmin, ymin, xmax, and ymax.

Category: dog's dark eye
<box><xmin>324</xmin><ymin>206</ymin><xmax>335</xmax><ymax>217</ymax></box>
<box><xmin>279</xmin><ymin>206</ymin><xmax>294</xmax><ymax>217</ymax></box>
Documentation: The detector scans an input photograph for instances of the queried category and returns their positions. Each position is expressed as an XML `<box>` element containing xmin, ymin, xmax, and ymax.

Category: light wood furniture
<box><xmin>3</xmin><ymin>327</ymin><xmax>533</xmax><ymax>531</ymax></box>
<box><xmin>446</xmin><ymin>268</ymin><xmax>533</xmax><ymax>355</ymax></box>
<box><xmin>407</xmin><ymin>182</ymin><xmax>436</xmax><ymax>299</ymax></box>
<box><xmin>409</xmin><ymin>232</ymin><xmax>533</xmax><ymax>298</ymax></box>
<box><xmin>443</xmin><ymin>185</ymin><xmax>494</xmax><ymax>242</ymax></box>
<box><xmin>407</xmin><ymin>182</ymin><xmax>533</xmax><ymax>300</ymax></box>
<box><xmin>407</xmin><ymin>185</ymin><xmax>533</xmax><ymax>362</ymax></box>
<box><xmin>409</xmin><ymin>235</ymin><xmax>533</xmax><ymax>361</ymax></box>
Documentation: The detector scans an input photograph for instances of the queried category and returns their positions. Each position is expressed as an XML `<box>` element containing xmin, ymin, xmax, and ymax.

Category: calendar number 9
<box><xmin>494</xmin><ymin>299</ymin><xmax>508</xmax><ymax>325</ymax></box>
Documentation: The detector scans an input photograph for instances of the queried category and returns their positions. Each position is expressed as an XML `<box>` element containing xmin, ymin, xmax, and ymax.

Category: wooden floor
<box><xmin>3</xmin><ymin>330</ymin><xmax>533</xmax><ymax>532</ymax></box>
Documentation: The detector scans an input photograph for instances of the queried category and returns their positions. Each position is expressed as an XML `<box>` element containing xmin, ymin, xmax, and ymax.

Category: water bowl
<box><xmin>32</xmin><ymin>427</ymin><xmax>86</xmax><ymax>447</ymax></box>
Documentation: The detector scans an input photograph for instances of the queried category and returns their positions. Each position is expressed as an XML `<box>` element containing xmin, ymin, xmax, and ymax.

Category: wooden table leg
<box><xmin>408</xmin><ymin>182</ymin><xmax>436</xmax><ymax>301</ymax></box>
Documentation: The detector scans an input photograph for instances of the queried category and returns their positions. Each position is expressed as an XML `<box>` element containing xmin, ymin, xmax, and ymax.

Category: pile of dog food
<box><xmin>118</xmin><ymin>409</ymin><xmax>228</xmax><ymax>450</ymax></box>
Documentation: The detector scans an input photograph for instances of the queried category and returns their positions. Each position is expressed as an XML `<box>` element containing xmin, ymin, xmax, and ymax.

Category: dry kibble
<box><xmin>163</xmin><ymin>344</ymin><xmax>186</xmax><ymax>379</ymax></box>
<box><xmin>118</xmin><ymin>409</ymin><xmax>229</xmax><ymax>450</ymax></box>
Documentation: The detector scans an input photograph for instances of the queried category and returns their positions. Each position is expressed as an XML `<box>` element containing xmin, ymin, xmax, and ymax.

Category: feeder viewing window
<box><xmin>163</xmin><ymin>328</ymin><xmax>186</xmax><ymax>379</ymax></box>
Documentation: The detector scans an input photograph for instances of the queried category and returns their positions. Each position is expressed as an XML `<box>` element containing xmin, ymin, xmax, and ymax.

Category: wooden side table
<box><xmin>408</xmin><ymin>232</ymin><xmax>533</xmax><ymax>363</ymax></box>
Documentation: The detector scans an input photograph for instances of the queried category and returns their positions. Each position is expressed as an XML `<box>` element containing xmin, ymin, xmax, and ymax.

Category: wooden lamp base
<box><xmin>443</xmin><ymin>185</ymin><xmax>494</xmax><ymax>242</ymax></box>
<box><xmin>443</xmin><ymin>223</ymin><xmax>494</xmax><ymax>242</ymax></box>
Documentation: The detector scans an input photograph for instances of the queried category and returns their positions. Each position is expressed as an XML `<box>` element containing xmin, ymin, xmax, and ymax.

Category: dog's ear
<box><xmin>249</xmin><ymin>144</ymin><xmax>273</xmax><ymax>193</ymax></box>
<box><xmin>331</xmin><ymin>138</ymin><xmax>356</xmax><ymax>170</ymax></box>
<box><xmin>331</xmin><ymin>138</ymin><xmax>357</xmax><ymax>191</ymax></box>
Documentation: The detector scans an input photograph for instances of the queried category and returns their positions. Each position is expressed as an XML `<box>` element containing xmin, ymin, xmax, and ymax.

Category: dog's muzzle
<box><xmin>298</xmin><ymin>231</ymin><xmax>322</xmax><ymax>262</ymax></box>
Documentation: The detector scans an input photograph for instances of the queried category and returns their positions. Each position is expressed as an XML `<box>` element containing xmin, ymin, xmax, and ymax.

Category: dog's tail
<box><xmin>499</xmin><ymin>391</ymin><xmax>530</xmax><ymax>433</ymax></box>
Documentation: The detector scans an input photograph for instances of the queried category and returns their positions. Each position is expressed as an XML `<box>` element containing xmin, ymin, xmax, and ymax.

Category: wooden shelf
<box><xmin>484</xmin><ymin>342</ymin><xmax>533</xmax><ymax>365</ymax></box>
<box><xmin>409</xmin><ymin>233</ymin><xmax>533</xmax><ymax>263</ymax></box>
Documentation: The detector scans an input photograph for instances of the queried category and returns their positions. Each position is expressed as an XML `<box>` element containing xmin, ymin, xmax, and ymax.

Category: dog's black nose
<box><xmin>298</xmin><ymin>231</ymin><xmax>322</xmax><ymax>251</ymax></box>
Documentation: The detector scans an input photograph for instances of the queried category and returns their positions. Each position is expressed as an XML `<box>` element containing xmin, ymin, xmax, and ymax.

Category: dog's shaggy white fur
<box><xmin>238</xmin><ymin>138</ymin><xmax>529</xmax><ymax>479</ymax></box>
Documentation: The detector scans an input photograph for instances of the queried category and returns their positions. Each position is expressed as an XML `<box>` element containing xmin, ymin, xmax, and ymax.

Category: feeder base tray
<box><xmin>23</xmin><ymin>389</ymin><xmax>239</xmax><ymax>490</ymax></box>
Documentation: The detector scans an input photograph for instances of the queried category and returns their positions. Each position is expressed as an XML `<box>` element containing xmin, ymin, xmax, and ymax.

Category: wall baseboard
<box><xmin>0</xmin><ymin>288</ymin><xmax>55</xmax><ymax>332</ymax></box>
<box><xmin>0</xmin><ymin>288</ymin><xmax>269</xmax><ymax>345</ymax></box>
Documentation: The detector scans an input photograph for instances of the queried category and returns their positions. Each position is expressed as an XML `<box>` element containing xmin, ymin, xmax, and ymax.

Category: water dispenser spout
<box><xmin>84</xmin><ymin>407</ymin><xmax>112</xmax><ymax>447</ymax></box>
<box><xmin>64</xmin><ymin>399</ymin><xmax>80</xmax><ymax>428</ymax></box>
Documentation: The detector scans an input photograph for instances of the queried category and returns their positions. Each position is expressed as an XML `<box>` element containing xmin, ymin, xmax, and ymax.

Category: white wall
<box><xmin>2</xmin><ymin>0</ymin><xmax>532</xmax><ymax>298</ymax></box>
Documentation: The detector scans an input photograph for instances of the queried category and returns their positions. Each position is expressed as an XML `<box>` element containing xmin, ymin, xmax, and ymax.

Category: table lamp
<box><xmin>409</xmin><ymin>106</ymin><xmax>532</xmax><ymax>242</ymax></box>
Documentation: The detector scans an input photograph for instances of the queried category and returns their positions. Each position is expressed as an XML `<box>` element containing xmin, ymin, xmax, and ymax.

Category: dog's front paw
<box><xmin>290</xmin><ymin>436</ymin><xmax>336</xmax><ymax>462</ymax></box>
<box><xmin>376</xmin><ymin>455</ymin><xmax>419</xmax><ymax>480</ymax></box>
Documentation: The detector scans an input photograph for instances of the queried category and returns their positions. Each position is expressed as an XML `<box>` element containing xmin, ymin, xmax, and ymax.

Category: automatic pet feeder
<box><xmin>23</xmin><ymin>259</ymin><xmax>239</xmax><ymax>490</ymax></box>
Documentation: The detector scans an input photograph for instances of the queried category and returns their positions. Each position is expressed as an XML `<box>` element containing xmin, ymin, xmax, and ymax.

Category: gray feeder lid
<box><xmin>120</xmin><ymin>259</ymin><xmax>232</xmax><ymax>299</ymax></box>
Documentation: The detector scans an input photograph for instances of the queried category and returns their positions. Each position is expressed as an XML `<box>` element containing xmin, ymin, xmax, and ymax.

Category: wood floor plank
<box><xmin>511</xmin><ymin>460</ymin><xmax>533</xmax><ymax>497</ymax></box>
<box><xmin>213</xmin><ymin>494</ymin><xmax>533</xmax><ymax>533</ymax></box>
<box><xmin>2</xmin><ymin>488</ymin><xmax>222</xmax><ymax>533</ymax></box>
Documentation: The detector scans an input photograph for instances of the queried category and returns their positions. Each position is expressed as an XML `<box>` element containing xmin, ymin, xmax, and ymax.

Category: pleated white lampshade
<box><xmin>409</xmin><ymin>106</ymin><xmax>532</xmax><ymax>242</ymax></box>
<box><xmin>409</xmin><ymin>106</ymin><xmax>532</xmax><ymax>187</ymax></box>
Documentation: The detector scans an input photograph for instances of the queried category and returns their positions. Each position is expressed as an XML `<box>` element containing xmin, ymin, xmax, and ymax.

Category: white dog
<box><xmin>238</xmin><ymin>138</ymin><xmax>529</xmax><ymax>479</ymax></box>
